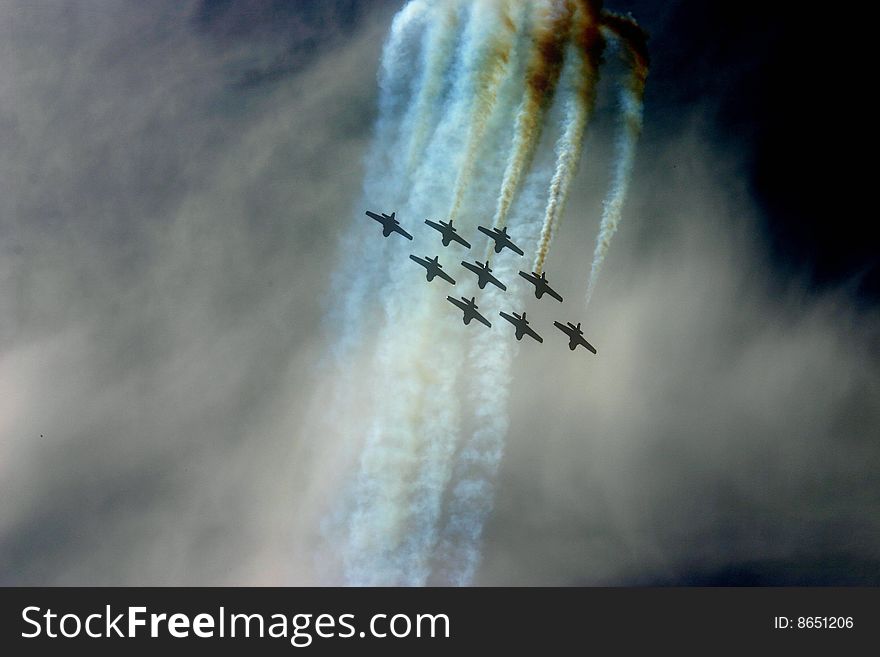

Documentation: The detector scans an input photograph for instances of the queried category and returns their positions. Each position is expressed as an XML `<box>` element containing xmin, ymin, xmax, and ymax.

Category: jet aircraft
<box><xmin>366</xmin><ymin>210</ymin><xmax>413</xmax><ymax>240</ymax></box>
<box><xmin>553</xmin><ymin>321</ymin><xmax>597</xmax><ymax>354</ymax></box>
<box><xmin>409</xmin><ymin>255</ymin><xmax>456</xmax><ymax>284</ymax></box>
<box><xmin>477</xmin><ymin>225</ymin><xmax>524</xmax><ymax>255</ymax></box>
<box><xmin>460</xmin><ymin>260</ymin><xmax>507</xmax><ymax>291</ymax></box>
<box><xmin>447</xmin><ymin>296</ymin><xmax>492</xmax><ymax>327</ymax></box>
<box><xmin>518</xmin><ymin>270</ymin><xmax>563</xmax><ymax>302</ymax></box>
<box><xmin>499</xmin><ymin>310</ymin><xmax>543</xmax><ymax>343</ymax></box>
<box><xmin>425</xmin><ymin>219</ymin><xmax>471</xmax><ymax>249</ymax></box>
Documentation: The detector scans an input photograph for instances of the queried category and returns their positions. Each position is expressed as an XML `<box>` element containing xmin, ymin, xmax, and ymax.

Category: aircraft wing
<box><xmin>546</xmin><ymin>286</ymin><xmax>563</xmax><ymax>302</ymax></box>
<box><xmin>436</xmin><ymin>269</ymin><xmax>456</xmax><ymax>285</ymax></box>
<box><xmin>487</xmin><ymin>273</ymin><xmax>507</xmax><ymax>291</ymax></box>
<box><xmin>499</xmin><ymin>311</ymin><xmax>516</xmax><ymax>326</ymax></box>
<box><xmin>392</xmin><ymin>224</ymin><xmax>414</xmax><ymax>240</ymax></box>
<box><xmin>506</xmin><ymin>239</ymin><xmax>525</xmax><ymax>256</ymax></box>
<box><xmin>471</xmin><ymin>310</ymin><xmax>492</xmax><ymax>328</ymax></box>
<box><xmin>461</xmin><ymin>261</ymin><xmax>480</xmax><ymax>276</ymax></box>
<box><xmin>523</xmin><ymin>325</ymin><xmax>544</xmax><ymax>343</ymax></box>
<box><xmin>554</xmin><ymin>321</ymin><xmax>596</xmax><ymax>353</ymax></box>
<box><xmin>447</xmin><ymin>296</ymin><xmax>467</xmax><ymax>312</ymax></box>
<box><xmin>579</xmin><ymin>336</ymin><xmax>597</xmax><ymax>354</ymax></box>
<box><xmin>450</xmin><ymin>233</ymin><xmax>471</xmax><ymax>249</ymax></box>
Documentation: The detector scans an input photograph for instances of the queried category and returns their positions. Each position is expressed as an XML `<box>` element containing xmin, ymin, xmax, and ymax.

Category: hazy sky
<box><xmin>1</xmin><ymin>0</ymin><xmax>878</xmax><ymax>585</ymax></box>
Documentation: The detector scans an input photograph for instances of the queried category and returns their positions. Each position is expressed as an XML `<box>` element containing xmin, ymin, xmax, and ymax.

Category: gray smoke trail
<box><xmin>584</xmin><ymin>16</ymin><xmax>648</xmax><ymax>305</ymax></box>
<box><xmin>584</xmin><ymin>76</ymin><xmax>643</xmax><ymax>306</ymax></box>
<box><xmin>343</xmin><ymin>0</ymin><xmax>532</xmax><ymax>585</ymax></box>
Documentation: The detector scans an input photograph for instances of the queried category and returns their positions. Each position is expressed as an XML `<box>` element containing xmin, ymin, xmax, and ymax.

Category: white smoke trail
<box><xmin>432</xmin><ymin>283</ymin><xmax>512</xmax><ymax>585</ymax></box>
<box><xmin>434</xmin><ymin>144</ymin><xmax>557</xmax><ymax>584</ymax></box>
<box><xmin>341</xmin><ymin>0</ymin><xmax>471</xmax><ymax>586</ymax></box>
<box><xmin>532</xmin><ymin>43</ymin><xmax>588</xmax><ymax>274</ymax></box>
<box><xmin>584</xmin><ymin>73</ymin><xmax>644</xmax><ymax>306</ymax></box>
<box><xmin>446</xmin><ymin>0</ymin><xmax>519</xmax><ymax>223</ymax></box>
<box><xmin>318</xmin><ymin>0</ymin><xmax>433</xmax><ymax>584</ymax></box>
<box><xmin>393</xmin><ymin>0</ymin><xmax>533</xmax><ymax>587</ymax></box>
<box><xmin>533</xmin><ymin>0</ymin><xmax>605</xmax><ymax>274</ymax></box>
<box><xmin>317</xmin><ymin>2</ymin><xmax>433</xmax><ymax>581</ymax></box>
<box><xmin>584</xmin><ymin>17</ymin><xmax>647</xmax><ymax>306</ymax></box>
<box><xmin>430</xmin><ymin>3</ymin><xmax>575</xmax><ymax>585</ymax></box>
<box><xmin>484</xmin><ymin>0</ymin><xmax>573</xmax><ymax>264</ymax></box>
<box><xmin>342</xmin><ymin>0</ymin><xmax>535</xmax><ymax>586</ymax></box>
<box><xmin>367</xmin><ymin>0</ymin><xmax>434</xmax><ymax>206</ymax></box>
<box><xmin>330</xmin><ymin>0</ymin><xmax>431</xmax><ymax>356</ymax></box>
<box><xmin>403</xmin><ymin>0</ymin><xmax>465</xmax><ymax>175</ymax></box>
<box><xmin>342</xmin><ymin>296</ymin><xmax>437</xmax><ymax>585</ymax></box>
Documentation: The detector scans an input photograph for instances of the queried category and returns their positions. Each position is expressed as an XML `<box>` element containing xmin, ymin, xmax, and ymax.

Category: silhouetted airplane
<box><xmin>518</xmin><ymin>270</ymin><xmax>563</xmax><ymax>302</ymax></box>
<box><xmin>366</xmin><ymin>210</ymin><xmax>413</xmax><ymax>240</ymax></box>
<box><xmin>478</xmin><ymin>225</ymin><xmax>524</xmax><ymax>255</ymax></box>
<box><xmin>554</xmin><ymin>321</ymin><xmax>597</xmax><ymax>354</ymax></box>
<box><xmin>460</xmin><ymin>260</ymin><xmax>507</xmax><ymax>291</ymax></box>
<box><xmin>447</xmin><ymin>296</ymin><xmax>492</xmax><ymax>327</ymax></box>
<box><xmin>409</xmin><ymin>255</ymin><xmax>456</xmax><ymax>284</ymax></box>
<box><xmin>499</xmin><ymin>310</ymin><xmax>543</xmax><ymax>343</ymax></box>
<box><xmin>425</xmin><ymin>219</ymin><xmax>471</xmax><ymax>249</ymax></box>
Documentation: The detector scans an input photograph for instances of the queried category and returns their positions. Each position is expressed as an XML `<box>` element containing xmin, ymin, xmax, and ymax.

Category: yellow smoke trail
<box><xmin>446</xmin><ymin>0</ymin><xmax>519</xmax><ymax>223</ymax></box>
<box><xmin>484</xmin><ymin>0</ymin><xmax>574</xmax><ymax>261</ymax></box>
<box><xmin>585</xmin><ymin>11</ymin><xmax>649</xmax><ymax>305</ymax></box>
<box><xmin>404</xmin><ymin>0</ymin><xmax>464</xmax><ymax>175</ymax></box>
<box><xmin>532</xmin><ymin>0</ymin><xmax>604</xmax><ymax>274</ymax></box>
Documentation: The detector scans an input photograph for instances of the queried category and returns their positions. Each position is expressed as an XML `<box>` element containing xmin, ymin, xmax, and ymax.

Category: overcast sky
<box><xmin>1</xmin><ymin>0</ymin><xmax>878</xmax><ymax>585</ymax></box>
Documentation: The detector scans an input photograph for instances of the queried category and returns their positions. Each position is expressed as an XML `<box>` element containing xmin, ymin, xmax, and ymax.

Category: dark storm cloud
<box><xmin>1</xmin><ymin>0</ymin><xmax>878</xmax><ymax>586</ymax></box>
